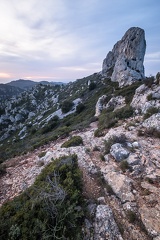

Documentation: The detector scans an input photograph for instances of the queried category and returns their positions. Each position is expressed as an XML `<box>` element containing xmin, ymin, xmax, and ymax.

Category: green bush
<box><xmin>143</xmin><ymin>107</ymin><xmax>159</xmax><ymax>120</ymax></box>
<box><xmin>126</xmin><ymin>210</ymin><xmax>137</xmax><ymax>223</ymax></box>
<box><xmin>89</xmin><ymin>82</ymin><xmax>96</xmax><ymax>91</ymax></box>
<box><xmin>104</xmin><ymin>134</ymin><xmax>127</xmax><ymax>154</ymax></box>
<box><xmin>114</xmin><ymin>81</ymin><xmax>142</xmax><ymax>104</ymax></box>
<box><xmin>61</xmin><ymin>136</ymin><xmax>83</xmax><ymax>148</ymax></box>
<box><xmin>93</xmin><ymin>146</ymin><xmax>100</xmax><ymax>151</ymax></box>
<box><xmin>100</xmin><ymin>154</ymin><xmax>105</xmax><ymax>161</ymax></box>
<box><xmin>114</xmin><ymin>105</ymin><xmax>134</xmax><ymax>119</ymax></box>
<box><xmin>98</xmin><ymin>110</ymin><xmax>118</xmax><ymax>131</ymax></box>
<box><xmin>38</xmin><ymin>151</ymin><xmax>46</xmax><ymax>158</ymax></box>
<box><xmin>119</xmin><ymin>160</ymin><xmax>130</xmax><ymax>172</ymax></box>
<box><xmin>41</xmin><ymin>115</ymin><xmax>59</xmax><ymax>134</ymax></box>
<box><xmin>144</xmin><ymin>76</ymin><xmax>154</xmax><ymax>88</ymax></box>
<box><xmin>105</xmin><ymin>181</ymin><xmax>114</xmax><ymax>195</ymax></box>
<box><xmin>0</xmin><ymin>155</ymin><xmax>84</xmax><ymax>240</ymax></box>
<box><xmin>61</xmin><ymin>100</ymin><xmax>74</xmax><ymax>113</ymax></box>
<box><xmin>76</xmin><ymin>103</ymin><xmax>85</xmax><ymax>114</ymax></box>
<box><xmin>0</xmin><ymin>164</ymin><xmax>6</xmax><ymax>176</ymax></box>
<box><xmin>97</xmin><ymin>105</ymin><xmax>133</xmax><ymax>134</ymax></box>
<box><xmin>147</xmin><ymin>93</ymin><xmax>153</xmax><ymax>101</ymax></box>
<box><xmin>94</xmin><ymin>128</ymin><xmax>105</xmax><ymax>137</ymax></box>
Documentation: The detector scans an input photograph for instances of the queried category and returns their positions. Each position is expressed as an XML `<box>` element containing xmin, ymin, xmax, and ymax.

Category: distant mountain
<box><xmin>7</xmin><ymin>79</ymin><xmax>65</xmax><ymax>90</ymax></box>
<box><xmin>0</xmin><ymin>83</ymin><xmax>24</xmax><ymax>100</ymax></box>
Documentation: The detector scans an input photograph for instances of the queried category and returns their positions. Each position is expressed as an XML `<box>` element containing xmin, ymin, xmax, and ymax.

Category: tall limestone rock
<box><xmin>102</xmin><ymin>27</ymin><xmax>146</xmax><ymax>86</ymax></box>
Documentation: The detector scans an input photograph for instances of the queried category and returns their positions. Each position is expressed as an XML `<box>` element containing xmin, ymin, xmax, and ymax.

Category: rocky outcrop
<box><xmin>102</xmin><ymin>27</ymin><xmax>146</xmax><ymax>86</ymax></box>
<box><xmin>142</xmin><ymin>113</ymin><xmax>160</xmax><ymax>132</ymax></box>
<box><xmin>131</xmin><ymin>84</ymin><xmax>160</xmax><ymax>114</ymax></box>
<box><xmin>95</xmin><ymin>95</ymin><xmax>107</xmax><ymax>116</ymax></box>
<box><xmin>95</xmin><ymin>95</ymin><xmax>126</xmax><ymax>116</ymax></box>
<box><xmin>94</xmin><ymin>205</ymin><xmax>123</xmax><ymax>240</ymax></box>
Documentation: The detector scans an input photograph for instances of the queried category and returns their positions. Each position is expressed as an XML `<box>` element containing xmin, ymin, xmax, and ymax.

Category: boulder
<box><xmin>102</xmin><ymin>27</ymin><xmax>146</xmax><ymax>86</ymax></box>
<box><xmin>110</xmin><ymin>143</ymin><xmax>130</xmax><ymax>162</ymax></box>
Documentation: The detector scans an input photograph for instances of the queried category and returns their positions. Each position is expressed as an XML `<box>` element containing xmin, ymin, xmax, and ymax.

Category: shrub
<box><xmin>61</xmin><ymin>136</ymin><xmax>83</xmax><ymax>148</ymax></box>
<box><xmin>114</xmin><ymin>105</ymin><xmax>134</xmax><ymax>119</ymax></box>
<box><xmin>94</xmin><ymin>128</ymin><xmax>105</xmax><ymax>137</ymax></box>
<box><xmin>119</xmin><ymin>160</ymin><xmax>130</xmax><ymax>172</ymax></box>
<box><xmin>41</xmin><ymin>116</ymin><xmax>59</xmax><ymax>134</ymax></box>
<box><xmin>141</xmin><ymin>188</ymin><xmax>151</xmax><ymax>196</ymax></box>
<box><xmin>126</xmin><ymin>210</ymin><xmax>137</xmax><ymax>223</ymax></box>
<box><xmin>97</xmin><ymin>105</ymin><xmax>133</xmax><ymax>134</ymax></box>
<box><xmin>76</xmin><ymin>103</ymin><xmax>85</xmax><ymax>114</ymax></box>
<box><xmin>147</xmin><ymin>93</ymin><xmax>153</xmax><ymax>101</ymax></box>
<box><xmin>93</xmin><ymin>146</ymin><xmax>100</xmax><ymax>151</ymax></box>
<box><xmin>144</xmin><ymin>76</ymin><xmax>154</xmax><ymax>88</ymax></box>
<box><xmin>0</xmin><ymin>164</ymin><xmax>6</xmax><ymax>176</ymax></box>
<box><xmin>114</xmin><ymin>81</ymin><xmax>142</xmax><ymax>103</ymax></box>
<box><xmin>38</xmin><ymin>151</ymin><xmax>46</xmax><ymax>158</ymax></box>
<box><xmin>104</xmin><ymin>137</ymin><xmax>115</xmax><ymax>154</ymax></box>
<box><xmin>156</xmin><ymin>72</ymin><xmax>160</xmax><ymax>84</ymax></box>
<box><xmin>89</xmin><ymin>82</ymin><xmax>96</xmax><ymax>91</ymax></box>
<box><xmin>143</xmin><ymin>107</ymin><xmax>159</xmax><ymax>120</ymax></box>
<box><xmin>105</xmin><ymin>181</ymin><xmax>114</xmax><ymax>195</ymax></box>
<box><xmin>61</xmin><ymin>100</ymin><xmax>74</xmax><ymax>113</ymax></box>
<box><xmin>98</xmin><ymin>110</ymin><xmax>118</xmax><ymax>130</ymax></box>
<box><xmin>137</xmin><ymin>128</ymin><xmax>160</xmax><ymax>138</ymax></box>
<box><xmin>0</xmin><ymin>155</ymin><xmax>84</xmax><ymax>240</ymax></box>
<box><xmin>100</xmin><ymin>154</ymin><xmax>105</xmax><ymax>161</ymax></box>
<box><xmin>145</xmin><ymin>177</ymin><xmax>154</xmax><ymax>184</ymax></box>
<box><xmin>104</xmin><ymin>134</ymin><xmax>127</xmax><ymax>154</ymax></box>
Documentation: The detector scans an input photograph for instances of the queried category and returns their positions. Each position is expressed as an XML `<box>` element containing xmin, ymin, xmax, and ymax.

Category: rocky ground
<box><xmin>0</xmin><ymin>117</ymin><xmax>160</xmax><ymax>240</ymax></box>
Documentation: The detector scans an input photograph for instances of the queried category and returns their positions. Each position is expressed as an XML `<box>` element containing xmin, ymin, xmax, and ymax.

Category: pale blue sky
<box><xmin>0</xmin><ymin>0</ymin><xmax>159</xmax><ymax>83</ymax></box>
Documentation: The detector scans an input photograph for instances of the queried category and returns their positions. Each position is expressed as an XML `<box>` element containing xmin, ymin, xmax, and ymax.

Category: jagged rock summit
<box><xmin>102</xmin><ymin>27</ymin><xmax>146</xmax><ymax>86</ymax></box>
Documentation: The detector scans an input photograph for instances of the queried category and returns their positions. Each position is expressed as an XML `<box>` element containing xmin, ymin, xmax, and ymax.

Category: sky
<box><xmin>0</xmin><ymin>0</ymin><xmax>160</xmax><ymax>84</ymax></box>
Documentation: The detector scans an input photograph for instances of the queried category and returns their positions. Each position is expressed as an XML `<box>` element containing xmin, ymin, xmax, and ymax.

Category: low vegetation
<box><xmin>0</xmin><ymin>163</ymin><xmax>6</xmax><ymax>176</ymax></box>
<box><xmin>61</xmin><ymin>136</ymin><xmax>83</xmax><ymax>148</ymax></box>
<box><xmin>126</xmin><ymin>210</ymin><xmax>137</xmax><ymax>223</ymax></box>
<box><xmin>61</xmin><ymin>100</ymin><xmax>74</xmax><ymax>113</ymax></box>
<box><xmin>95</xmin><ymin>105</ymin><xmax>134</xmax><ymax>136</ymax></box>
<box><xmin>104</xmin><ymin>134</ymin><xmax>127</xmax><ymax>154</ymax></box>
<box><xmin>119</xmin><ymin>160</ymin><xmax>130</xmax><ymax>172</ymax></box>
<box><xmin>0</xmin><ymin>155</ymin><xmax>84</xmax><ymax>240</ymax></box>
<box><xmin>143</xmin><ymin>107</ymin><xmax>159</xmax><ymax>120</ymax></box>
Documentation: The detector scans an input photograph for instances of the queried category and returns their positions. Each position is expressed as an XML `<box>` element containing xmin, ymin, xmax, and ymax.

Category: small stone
<box><xmin>132</xmin><ymin>141</ymin><xmax>140</xmax><ymax>148</ymax></box>
<box><xmin>97</xmin><ymin>197</ymin><xmax>106</xmax><ymax>204</ymax></box>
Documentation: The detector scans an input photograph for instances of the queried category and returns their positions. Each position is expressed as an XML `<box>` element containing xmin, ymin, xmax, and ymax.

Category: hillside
<box><xmin>0</xmin><ymin>27</ymin><xmax>160</xmax><ymax>240</ymax></box>
<box><xmin>7</xmin><ymin>79</ymin><xmax>65</xmax><ymax>90</ymax></box>
<box><xmin>0</xmin><ymin>83</ymin><xmax>24</xmax><ymax>100</ymax></box>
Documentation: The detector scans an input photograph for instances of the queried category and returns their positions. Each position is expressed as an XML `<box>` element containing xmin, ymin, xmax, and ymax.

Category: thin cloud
<box><xmin>0</xmin><ymin>0</ymin><xmax>159</xmax><ymax>83</ymax></box>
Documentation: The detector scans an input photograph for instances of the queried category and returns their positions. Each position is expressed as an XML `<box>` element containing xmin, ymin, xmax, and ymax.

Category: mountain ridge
<box><xmin>0</xmin><ymin>27</ymin><xmax>159</xmax><ymax>240</ymax></box>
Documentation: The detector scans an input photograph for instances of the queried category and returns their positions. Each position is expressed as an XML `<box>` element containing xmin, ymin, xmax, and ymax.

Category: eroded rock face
<box><xmin>102</xmin><ymin>27</ymin><xmax>146</xmax><ymax>86</ymax></box>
